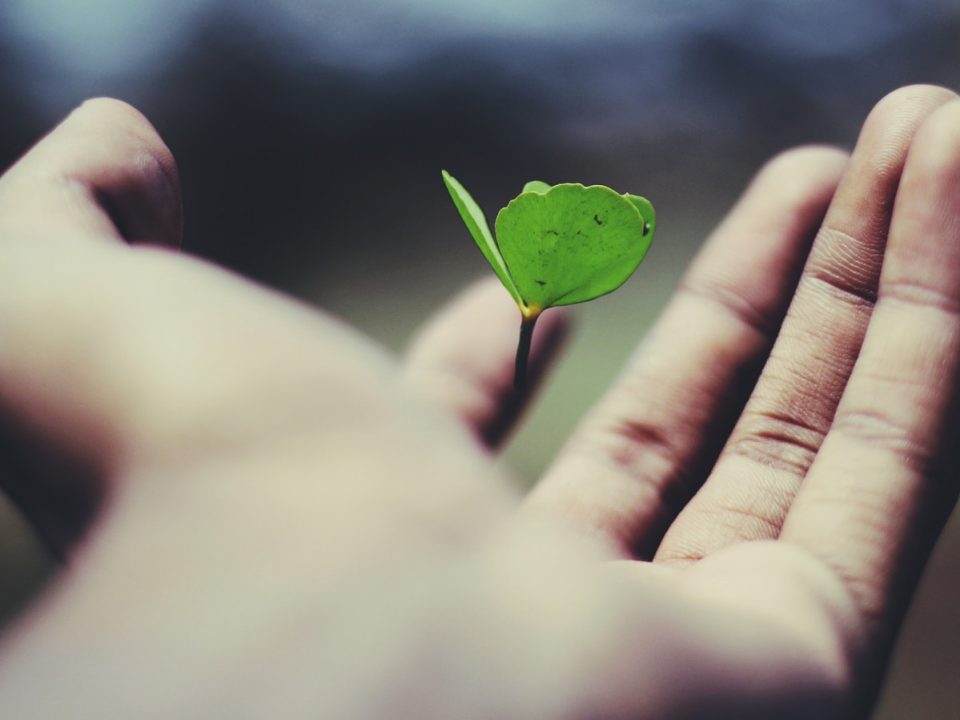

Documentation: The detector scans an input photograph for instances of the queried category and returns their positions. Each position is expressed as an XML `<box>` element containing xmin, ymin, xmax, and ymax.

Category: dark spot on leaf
<box><xmin>535</xmin><ymin>279</ymin><xmax>546</xmax><ymax>286</ymax></box>
<box><xmin>593</xmin><ymin>214</ymin><xmax>603</xmax><ymax>225</ymax></box>
<box><xmin>642</xmin><ymin>223</ymin><xmax>651</xmax><ymax>236</ymax></box>
<box><xmin>545</xmin><ymin>229</ymin><xmax>559</xmax><ymax>236</ymax></box>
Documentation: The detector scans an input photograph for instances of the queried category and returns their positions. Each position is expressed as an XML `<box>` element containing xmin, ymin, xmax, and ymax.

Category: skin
<box><xmin>0</xmin><ymin>86</ymin><xmax>957</xmax><ymax>718</ymax></box>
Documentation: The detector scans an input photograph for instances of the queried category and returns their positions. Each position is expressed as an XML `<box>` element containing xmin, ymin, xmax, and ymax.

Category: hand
<box><xmin>0</xmin><ymin>87</ymin><xmax>956</xmax><ymax>719</ymax></box>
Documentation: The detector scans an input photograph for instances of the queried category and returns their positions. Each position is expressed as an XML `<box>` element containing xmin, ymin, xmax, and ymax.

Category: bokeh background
<box><xmin>1</xmin><ymin>0</ymin><xmax>959</xmax><ymax>716</ymax></box>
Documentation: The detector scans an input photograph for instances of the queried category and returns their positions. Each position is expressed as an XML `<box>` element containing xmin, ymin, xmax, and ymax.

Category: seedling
<box><xmin>442</xmin><ymin>170</ymin><xmax>656</xmax><ymax>389</ymax></box>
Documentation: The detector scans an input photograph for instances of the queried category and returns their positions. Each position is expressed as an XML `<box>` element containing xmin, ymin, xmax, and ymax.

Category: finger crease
<box><xmin>583</xmin><ymin>417</ymin><xmax>697</xmax><ymax>522</ymax></box>
<box><xmin>728</xmin><ymin>410</ymin><xmax>827</xmax><ymax>475</ymax></box>
<box><xmin>710</xmin><ymin>499</ymin><xmax>786</xmax><ymax>538</ymax></box>
<box><xmin>831</xmin><ymin>407</ymin><xmax>938</xmax><ymax>475</ymax></box>
<box><xmin>879</xmin><ymin>279</ymin><xmax>960</xmax><ymax>318</ymax></box>
<box><xmin>803</xmin><ymin>227</ymin><xmax>881</xmax><ymax>308</ymax></box>
<box><xmin>678</xmin><ymin>278</ymin><xmax>780</xmax><ymax>341</ymax></box>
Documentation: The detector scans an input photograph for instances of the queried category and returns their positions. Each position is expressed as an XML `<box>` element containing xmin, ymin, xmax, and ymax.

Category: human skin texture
<box><xmin>0</xmin><ymin>86</ymin><xmax>958</xmax><ymax>718</ymax></box>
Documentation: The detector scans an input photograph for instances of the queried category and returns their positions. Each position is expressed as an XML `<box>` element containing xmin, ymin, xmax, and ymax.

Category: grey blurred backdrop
<box><xmin>0</xmin><ymin>1</ymin><xmax>959</xmax><ymax>717</ymax></box>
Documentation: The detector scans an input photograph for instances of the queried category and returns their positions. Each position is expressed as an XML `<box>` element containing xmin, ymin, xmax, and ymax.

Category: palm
<box><xmin>0</xmin><ymin>86</ymin><xmax>958</xmax><ymax>720</ymax></box>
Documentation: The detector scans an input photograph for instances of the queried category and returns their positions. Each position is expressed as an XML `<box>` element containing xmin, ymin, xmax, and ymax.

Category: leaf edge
<box><xmin>442</xmin><ymin>170</ymin><xmax>524</xmax><ymax>307</ymax></box>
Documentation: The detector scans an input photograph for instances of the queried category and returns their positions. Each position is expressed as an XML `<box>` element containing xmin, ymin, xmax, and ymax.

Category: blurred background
<box><xmin>0</xmin><ymin>0</ymin><xmax>958</xmax><ymax>716</ymax></box>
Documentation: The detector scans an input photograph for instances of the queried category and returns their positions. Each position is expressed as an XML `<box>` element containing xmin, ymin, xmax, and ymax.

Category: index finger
<box><xmin>403</xmin><ymin>277</ymin><xmax>569</xmax><ymax>449</ymax></box>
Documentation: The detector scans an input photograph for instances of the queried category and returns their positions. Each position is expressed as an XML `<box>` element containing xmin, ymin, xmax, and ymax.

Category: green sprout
<box><xmin>442</xmin><ymin>170</ymin><xmax>656</xmax><ymax>389</ymax></box>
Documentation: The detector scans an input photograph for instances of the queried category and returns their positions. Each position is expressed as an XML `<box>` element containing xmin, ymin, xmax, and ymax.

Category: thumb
<box><xmin>0</xmin><ymin>97</ymin><xmax>181</xmax><ymax>248</ymax></box>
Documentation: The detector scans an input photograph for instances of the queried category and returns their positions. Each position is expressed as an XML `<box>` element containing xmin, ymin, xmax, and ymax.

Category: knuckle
<box><xmin>880</xmin><ymin>276</ymin><xmax>960</xmax><ymax>317</ymax></box>
<box><xmin>728</xmin><ymin>408</ymin><xmax>826</xmax><ymax>475</ymax></box>
<box><xmin>679</xmin><ymin>274</ymin><xmax>777</xmax><ymax>339</ymax></box>
<box><xmin>802</xmin><ymin>245</ymin><xmax>880</xmax><ymax>308</ymax></box>
<box><xmin>583</xmin><ymin>412</ymin><xmax>684</xmax><ymax>489</ymax></box>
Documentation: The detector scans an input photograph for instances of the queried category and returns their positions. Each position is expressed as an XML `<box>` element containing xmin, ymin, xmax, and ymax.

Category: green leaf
<box><xmin>625</xmin><ymin>193</ymin><xmax>656</xmax><ymax>239</ymax></box>
<box><xmin>522</xmin><ymin>180</ymin><xmax>552</xmax><ymax>194</ymax></box>
<box><xmin>494</xmin><ymin>183</ymin><xmax>653</xmax><ymax>309</ymax></box>
<box><xmin>441</xmin><ymin>170</ymin><xmax>523</xmax><ymax>305</ymax></box>
<box><xmin>442</xmin><ymin>172</ymin><xmax>656</xmax><ymax>389</ymax></box>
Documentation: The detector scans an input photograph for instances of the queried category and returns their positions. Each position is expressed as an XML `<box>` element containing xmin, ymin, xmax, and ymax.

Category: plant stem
<box><xmin>514</xmin><ymin>313</ymin><xmax>539</xmax><ymax>390</ymax></box>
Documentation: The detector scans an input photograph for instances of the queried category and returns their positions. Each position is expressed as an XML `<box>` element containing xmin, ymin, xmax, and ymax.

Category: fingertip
<box><xmin>851</xmin><ymin>84</ymin><xmax>957</xmax><ymax>181</ymax></box>
<box><xmin>883</xmin><ymin>98</ymin><xmax>960</xmax><ymax>304</ymax></box>
<box><xmin>405</xmin><ymin>276</ymin><xmax>571</xmax><ymax>449</ymax></box>
<box><xmin>866</xmin><ymin>84</ymin><xmax>958</xmax><ymax>129</ymax></box>
<box><xmin>747</xmin><ymin>145</ymin><xmax>848</xmax><ymax>214</ymax></box>
<box><xmin>462</xmin><ymin>275</ymin><xmax>572</xmax><ymax>349</ymax></box>
<box><xmin>70</xmin><ymin>97</ymin><xmax>161</xmax><ymax>140</ymax></box>
<box><xmin>64</xmin><ymin>98</ymin><xmax>182</xmax><ymax>247</ymax></box>
<box><xmin>0</xmin><ymin>97</ymin><xmax>182</xmax><ymax>249</ymax></box>
<box><xmin>759</xmin><ymin>144</ymin><xmax>850</xmax><ymax>178</ymax></box>
<box><xmin>903</xmin><ymin>98</ymin><xmax>960</xmax><ymax>184</ymax></box>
